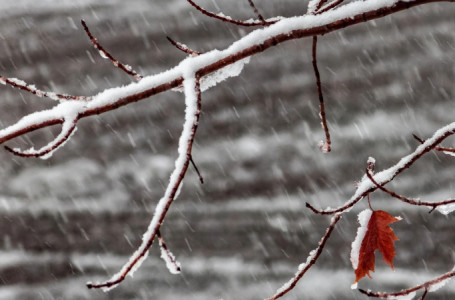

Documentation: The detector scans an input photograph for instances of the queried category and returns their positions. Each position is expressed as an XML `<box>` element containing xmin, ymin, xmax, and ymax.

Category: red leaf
<box><xmin>351</xmin><ymin>209</ymin><xmax>401</xmax><ymax>284</ymax></box>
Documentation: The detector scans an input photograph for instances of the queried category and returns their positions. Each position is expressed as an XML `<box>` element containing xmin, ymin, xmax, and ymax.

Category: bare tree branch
<box><xmin>312</xmin><ymin>36</ymin><xmax>331</xmax><ymax>153</ymax></box>
<box><xmin>190</xmin><ymin>155</ymin><xmax>204</xmax><ymax>184</ymax></box>
<box><xmin>81</xmin><ymin>19</ymin><xmax>143</xmax><ymax>81</ymax></box>
<box><xmin>318</xmin><ymin>0</ymin><xmax>345</xmax><ymax>14</ymax></box>
<box><xmin>419</xmin><ymin>287</ymin><xmax>429</xmax><ymax>300</ymax></box>
<box><xmin>184</xmin><ymin>0</ymin><xmax>279</xmax><ymax>26</ymax></box>
<box><xmin>166</xmin><ymin>36</ymin><xmax>202</xmax><ymax>56</ymax></box>
<box><xmin>247</xmin><ymin>0</ymin><xmax>267</xmax><ymax>25</ymax></box>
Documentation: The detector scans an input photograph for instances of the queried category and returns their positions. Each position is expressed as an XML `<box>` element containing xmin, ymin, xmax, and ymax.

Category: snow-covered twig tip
<box><xmin>166</xmin><ymin>36</ymin><xmax>202</xmax><ymax>56</ymax></box>
<box><xmin>157</xmin><ymin>230</ymin><xmax>181</xmax><ymax>274</ymax></box>
<box><xmin>0</xmin><ymin>75</ymin><xmax>89</xmax><ymax>101</ymax></box>
<box><xmin>359</xmin><ymin>266</ymin><xmax>455</xmax><ymax>299</ymax></box>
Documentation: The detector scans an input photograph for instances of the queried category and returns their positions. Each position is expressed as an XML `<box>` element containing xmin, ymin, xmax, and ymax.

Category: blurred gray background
<box><xmin>0</xmin><ymin>1</ymin><xmax>454</xmax><ymax>299</ymax></box>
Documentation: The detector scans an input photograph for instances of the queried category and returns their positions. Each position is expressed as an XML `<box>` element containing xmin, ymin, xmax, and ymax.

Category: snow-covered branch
<box><xmin>0</xmin><ymin>0</ymin><xmax>454</xmax><ymax>297</ymax></box>
<box><xmin>1</xmin><ymin>0</ymin><xmax>450</xmax><ymax>150</ymax></box>
<box><xmin>306</xmin><ymin>122</ymin><xmax>455</xmax><ymax>215</ymax></box>
<box><xmin>267</xmin><ymin>214</ymin><xmax>342</xmax><ymax>300</ymax></box>
<box><xmin>87</xmin><ymin>70</ymin><xmax>203</xmax><ymax>290</ymax></box>
<box><xmin>359</xmin><ymin>267</ymin><xmax>455</xmax><ymax>299</ymax></box>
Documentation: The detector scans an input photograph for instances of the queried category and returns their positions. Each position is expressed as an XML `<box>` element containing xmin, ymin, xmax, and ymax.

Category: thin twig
<box><xmin>190</xmin><ymin>155</ymin><xmax>204</xmax><ymax>184</ymax></box>
<box><xmin>359</xmin><ymin>267</ymin><xmax>455</xmax><ymax>298</ymax></box>
<box><xmin>317</xmin><ymin>0</ymin><xmax>344</xmax><ymax>14</ymax></box>
<box><xmin>166</xmin><ymin>36</ymin><xmax>202</xmax><ymax>56</ymax></box>
<box><xmin>366</xmin><ymin>169</ymin><xmax>455</xmax><ymax>213</ymax></box>
<box><xmin>267</xmin><ymin>214</ymin><xmax>342</xmax><ymax>300</ymax></box>
<box><xmin>247</xmin><ymin>0</ymin><xmax>266</xmax><ymax>25</ymax></box>
<box><xmin>0</xmin><ymin>75</ymin><xmax>89</xmax><ymax>101</ymax></box>
<box><xmin>419</xmin><ymin>287</ymin><xmax>429</xmax><ymax>300</ymax></box>
<box><xmin>81</xmin><ymin>19</ymin><xmax>143</xmax><ymax>81</ymax></box>
<box><xmin>312</xmin><ymin>36</ymin><xmax>331</xmax><ymax>153</ymax></box>
<box><xmin>306</xmin><ymin>195</ymin><xmax>365</xmax><ymax>215</ymax></box>
<box><xmin>184</xmin><ymin>0</ymin><xmax>278</xmax><ymax>27</ymax></box>
<box><xmin>315</xmin><ymin>0</ymin><xmax>329</xmax><ymax>12</ymax></box>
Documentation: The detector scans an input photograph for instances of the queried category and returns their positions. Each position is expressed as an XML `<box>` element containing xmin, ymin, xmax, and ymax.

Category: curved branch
<box><xmin>312</xmin><ymin>36</ymin><xmax>331</xmax><ymax>153</ymax></box>
<box><xmin>359</xmin><ymin>267</ymin><xmax>455</xmax><ymax>298</ymax></box>
<box><xmin>81</xmin><ymin>19</ymin><xmax>143</xmax><ymax>81</ymax></box>
<box><xmin>267</xmin><ymin>214</ymin><xmax>342</xmax><ymax>300</ymax></box>
<box><xmin>184</xmin><ymin>0</ymin><xmax>279</xmax><ymax>26</ymax></box>
<box><xmin>4</xmin><ymin>117</ymin><xmax>78</xmax><ymax>159</ymax></box>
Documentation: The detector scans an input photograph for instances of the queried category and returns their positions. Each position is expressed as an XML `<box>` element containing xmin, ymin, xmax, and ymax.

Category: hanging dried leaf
<box><xmin>351</xmin><ymin>209</ymin><xmax>401</xmax><ymax>284</ymax></box>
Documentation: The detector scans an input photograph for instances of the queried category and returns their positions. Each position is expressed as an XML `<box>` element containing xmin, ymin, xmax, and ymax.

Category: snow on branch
<box><xmin>0</xmin><ymin>75</ymin><xmax>89</xmax><ymax>101</ymax></box>
<box><xmin>359</xmin><ymin>266</ymin><xmax>455</xmax><ymax>299</ymax></box>
<box><xmin>312</xmin><ymin>35</ymin><xmax>332</xmax><ymax>153</ymax></box>
<box><xmin>157</xmin><ymin>230</ymin><xmax>182</xmax><ymax>274</ymax></box>
<box><xmin>247</xmin><ymin>0</ymin><xmax>267</xmax><ymax>25</ymax></box>
<box><xmin>166</xmin><ymin>36</ymin><xmax>202</xmax><ymax>56</ymax></box>
<box><xmin>365</xmin><ymin>170</ymin><xmax>455</xmax><ymax>213</ymax></box>
<box><xmin>86</xmin><ymin>69</ymin><xmax>203</xmax><ymax>290</ymax></box>
<box><xmin>413</xmin><ymin>133</ymin><xmax>455</xmax><ymax>156</ymax></box>
<box><xmin>267</xmin><ymin>214</ymin><xmax>342</xmax><ymax>300</ymax></box>
<box><xmin>0</xmin><ymin>0</ymin><xmax>454</xmax><ymax>297</ymax></box>
<box><xmin>4</xmin><ymin>116</ymin><xmax>78</xmax><ymax>159</ymax></box>
<box><xmin>306</xmin><ymin>121</ymin><xmax>455</xmax><ymax>215</ymax></box>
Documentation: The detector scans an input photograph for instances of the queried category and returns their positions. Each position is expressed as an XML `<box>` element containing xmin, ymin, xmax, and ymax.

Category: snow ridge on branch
<box><xmin>0</xmin><ymin>0</ymin><xmax>454</xmax><ymax>298</ymax></box>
